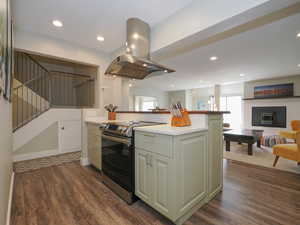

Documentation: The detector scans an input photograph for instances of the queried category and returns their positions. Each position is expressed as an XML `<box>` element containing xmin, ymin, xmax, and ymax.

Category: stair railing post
<box><xmin>49</xmin><ymin>73</ymin><xmax>52</xmax><ymax>107</ymax></box>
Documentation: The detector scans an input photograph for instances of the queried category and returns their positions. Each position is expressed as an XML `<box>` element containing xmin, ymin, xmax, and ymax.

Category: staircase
<box><xmin>12</xmin><ymin>51</ymin><xmax>96</xmax><ymax>132</ymax></box>
<box><xmin>13</xmin><ymin>52</ymin><xmax>51</xmax><ymax>131</ymax></box>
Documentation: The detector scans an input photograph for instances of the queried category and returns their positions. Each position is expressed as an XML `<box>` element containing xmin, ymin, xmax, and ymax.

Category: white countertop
<box><xmin>85</xmin><ymin>118</ymin><xmax>208</xmax><ymax>135</ymax></box>
<box><xmin>85</xmin><ymin>117</ymin><xmax>124</xmax><ymax>125</ymax></box>
<box><xmin>134</xmin><ymin>124</ymin><xmax>208</xmax><ymax>136</ymax></box>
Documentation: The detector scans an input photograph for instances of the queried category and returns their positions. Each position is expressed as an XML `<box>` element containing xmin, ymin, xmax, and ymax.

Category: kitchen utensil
<box><xmin>170</xmin><ymin>102</ymin><xmax>191</xmax><ymax>127</ymax></box>
<box><xmin>105</xmin><ymin>104</ymin><xmax>118</xmax><ymax>112</ymax></box>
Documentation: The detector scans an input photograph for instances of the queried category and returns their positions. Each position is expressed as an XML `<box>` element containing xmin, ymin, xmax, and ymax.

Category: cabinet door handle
<box><xmin>149</xmin><ymin>155</ymin><xmax>153</xmax><ymax>167</ymax></box>
<box><xmin>146</xmin><ymin>154</ymin><xmax>148</xmax><ymax>166</ymax></box>
<box><xmin>61</xmin><ymin>127</ymin><xmax>65</xmax><ymax>130</ymax></box>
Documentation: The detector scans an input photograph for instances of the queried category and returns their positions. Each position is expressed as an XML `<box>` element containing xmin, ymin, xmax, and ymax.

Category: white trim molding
<box><xmin>80</xmin><ymin>157</ymin><xmax>90</xmax><ymax>166</ymax></box>
<box><xmin>6</xmin><ymin>172</ymin><xmax>15</xmax><ymax>225</ymax></box>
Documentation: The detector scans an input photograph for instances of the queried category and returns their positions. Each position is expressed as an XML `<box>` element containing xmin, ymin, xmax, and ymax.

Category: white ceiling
<box><xmin>12</xmin><ymin>0</ymin><xmax>300</xmax><ymax>92</ymax></box>
<box><xmin>12</xmin><ymin>0</ymin><xmax>193</xmax><ymax>53</ymax></box>
<box><xmin>133</xmin><ymin>13</ymin><xmax>300</xmax><ymax>91</ymax></box>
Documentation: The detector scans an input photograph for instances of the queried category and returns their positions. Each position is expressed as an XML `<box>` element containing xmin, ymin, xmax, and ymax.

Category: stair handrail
<box><xmin>13</xmin><ymin>73</ymin><xmax>49</xmax><ymax>90</ymax></box>
<box><xmin>73</xmin><ymin>78</ymin><xmax>95</xmax><ymax>88</ymax></box>
<box><xmin>50</xmin><ymin>70</ymin><xmax>92</xmax><ymax>78</ymax></box>
<box><xmin>23</xmin><ymin>53</ymin><xmax>49</xmax><ymax>73</ymax></box>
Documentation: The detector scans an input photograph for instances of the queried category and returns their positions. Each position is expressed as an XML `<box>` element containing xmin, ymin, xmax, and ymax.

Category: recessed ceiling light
<box><xmin>129</xmin><ymin>83</ymin><xmax>132</xmax><ymax>87</ymax></box>
<box><xmin>164</xmin><ymin>70</ymin><xmax>168</xmax><ymax>73</ymax></box>
<box><xmin>210</xmin><ymin>56</ymin><xmax>218</xmax><ymax>61</ymax></box>
<box><xmin>133</xmin><ymin>33</ymin><xmax>139</xmax><ymax>39</ymax></box>
<box><xmin>297</xmin><ymin>32</ymin><xmax>300</xmax><ymax>38</ymax></box>
<box><xmin>97</xmin><ymin>36</ymin><xmax>104</xmax><ymax>42</ymax></box>
<box><xmin>113</xmin><ymin>75</ymin><xmax>116</xmax><ymax>78</ymax></box>
<box><xmin>240</xmin><ymin>73</ymin><xmax>245</xmax><ymax>77</ymax></box>
<box><xmin>143</xmin><ymin>63</ymin><xmax>147</xmax><ymax>67</ymax></box>
<box><xmin>131</xmin><ymin>44</ymin><xmax>136</xmax><ymax>49</ymax></box>
<box><xmin>298</xmin><ymin>64</ymin><xmax>300</xmax><ymax>67</ymax></box>
<box><xmin>52</xmin><ymin>20</ymin><xmax>63</xmax><ymax>27</ymax></box>
<box><xmin>126</xmin><ymin>47</ymin><xmax>130</xmax><ymax>52</ymax></box>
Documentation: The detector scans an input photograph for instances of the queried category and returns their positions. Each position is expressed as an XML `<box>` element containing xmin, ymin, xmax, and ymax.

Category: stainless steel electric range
<box><xmin>100</xmin><ymin>121</ymin><xmax>164</xmax><ymax>204</ymax></box>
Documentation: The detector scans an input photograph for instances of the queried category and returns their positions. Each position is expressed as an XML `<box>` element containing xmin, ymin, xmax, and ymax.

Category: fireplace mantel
<box><xmin>243</xmin><ymin>96</ymin><xmax>300</xmax><ymax>100</ymax></box>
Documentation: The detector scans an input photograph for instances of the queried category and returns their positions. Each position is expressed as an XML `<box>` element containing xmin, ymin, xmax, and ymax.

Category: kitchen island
<box><xmin>83</xmin><ymin>110</ymin><xmax>227</xmax><ymax>224</ymax></box>
<box><xmin>132</xmin><ymin>114</ymin><xmax>224</xmax><ymax>225</ymax></box>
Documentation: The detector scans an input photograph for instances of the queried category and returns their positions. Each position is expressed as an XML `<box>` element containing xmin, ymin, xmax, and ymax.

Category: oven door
<box><xmin>101</xmin><ymin>133</ymin><xmax>133</xmax><ymax>192</ymax></box>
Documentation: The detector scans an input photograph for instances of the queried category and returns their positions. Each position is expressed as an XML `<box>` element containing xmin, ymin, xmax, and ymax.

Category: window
<box><xmin>221</xmin><ymin>96</ymin><xmax>242</xmax><ymax>128</ymax></box>
<box><xmin>135</xmin><ymin>96</ymin><xmax>158</xmax><ymax>111</ymax></box>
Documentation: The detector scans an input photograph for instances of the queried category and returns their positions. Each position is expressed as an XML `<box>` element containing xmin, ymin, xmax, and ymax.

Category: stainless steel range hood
<box><xmin>105</xmin><ymin>18</ymin><xmax>175</xmax><ymax>79</ymax></box>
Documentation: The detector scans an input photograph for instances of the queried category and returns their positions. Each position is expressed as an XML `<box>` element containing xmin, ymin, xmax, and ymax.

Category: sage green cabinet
<box><xmin>135</xmin><ymin>130</ymin><xmax>209</xmax><ymax>224</ymax></box>
<box><xmin>152</xmin><ymin>153</ymin><xmax>172</xmax><ymax>216</ymax></box>
<box><xmin>207</xmin><ymin>115</ymin><xmax>223</xmax><ymax>201</ymax></box>
<box><xmin>87</xmin><ymin>124</ymin><xmax>101</xmax><ymax>170</ymax></box>
<box><xmin>136</xmin><ymin>147</ymin><xmax>175</xmax><ymax>219</ymax></box>
<box><xmin>136</xmin><ymin>149</ymin><xmax>152</xmax><ymax>202</ymax></box>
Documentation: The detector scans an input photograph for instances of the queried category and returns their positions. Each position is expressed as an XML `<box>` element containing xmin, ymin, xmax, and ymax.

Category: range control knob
<box><xmin>121</xmin><ymin>127</ymin><xmax>127</xmax><ymax>133</ymax></box>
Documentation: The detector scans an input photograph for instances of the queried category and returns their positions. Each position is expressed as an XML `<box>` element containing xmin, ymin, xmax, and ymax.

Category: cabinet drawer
<box><xmin>135</xmin><ymin>132</ymin><xmax>173</xmax><ymax>158</ymax></box>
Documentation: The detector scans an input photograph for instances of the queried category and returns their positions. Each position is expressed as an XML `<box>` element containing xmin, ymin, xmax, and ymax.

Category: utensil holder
<box><xmin>108</xmin><ymin>112</ymin><xmax>116</xmax><ymax>120</ymax></box>
<box><xmin>171</xmin><ymin>109</ymin><xmax>191</xmax><ymax>127</ymax></box>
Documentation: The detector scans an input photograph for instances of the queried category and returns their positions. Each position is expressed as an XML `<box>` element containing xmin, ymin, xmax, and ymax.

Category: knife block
<box><xmin>171</xmin><ymin>109</ymin><xmax>191</xmax><ymax>127</ymax></box>
<box><xmin>108</xmin><ymin>112</ymin><xmax>116</xmax><ymax>121</ymax></box>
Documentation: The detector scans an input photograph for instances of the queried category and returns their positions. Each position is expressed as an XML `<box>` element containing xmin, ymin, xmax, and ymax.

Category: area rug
<box><xmin>224</xmin><ymin>142</ymin><xmax>300</xmax><ymax>174</ymax></box>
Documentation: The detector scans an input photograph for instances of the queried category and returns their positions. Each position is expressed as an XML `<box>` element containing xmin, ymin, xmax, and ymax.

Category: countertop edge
<box><xmin>134</xmin><ymin>126</ymin><xmax>208</xmax><ymax>136</ymax></box>
<box><xmin>116</xmin><ymin>111</ymin><xmax>230</xmax><ymax>114</ymax></box>
<box><xmin>85</xmin><ymin>118</ymin><xmax>124</xmax><ymax>125</ymax></box>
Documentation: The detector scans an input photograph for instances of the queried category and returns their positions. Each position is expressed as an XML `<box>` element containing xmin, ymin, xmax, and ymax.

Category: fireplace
<box><xmin>252</xmin><ymin>106</ymin><xmax>286</xmax><ymax>128</ymax></box>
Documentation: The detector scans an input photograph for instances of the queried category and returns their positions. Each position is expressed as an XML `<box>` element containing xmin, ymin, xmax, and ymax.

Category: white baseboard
<box><xmin>6</xmin><ymin>172</ymin><xmax>15</xmax><ymax>225</ymax></box>
<box><xmin>13</xmin><ymin>149</ymin><xmax>60</xmax><ymax>162</ymax></box>
<box><xmin>80</xmin><ymin>157</ymin><xmax>90</xmax><ymax>166</ymax></box>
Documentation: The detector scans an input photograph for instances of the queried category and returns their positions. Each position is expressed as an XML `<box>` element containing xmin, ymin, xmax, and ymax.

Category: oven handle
<box><xmin>102</xmin><ymin>134</ymin><xmax>131</xmax><ymax>146</ymax></box>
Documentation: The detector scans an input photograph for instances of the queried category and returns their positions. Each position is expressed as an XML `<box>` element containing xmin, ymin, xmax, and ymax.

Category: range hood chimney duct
<box><xmin>105</xmin><ymin>18</ymin><xmax>175</xmax><ymax>79</ymax></box>
<box><xmin>127</xmin><ymin>18</ymin><xmax>150</xmax><ymax>59</ymax></box>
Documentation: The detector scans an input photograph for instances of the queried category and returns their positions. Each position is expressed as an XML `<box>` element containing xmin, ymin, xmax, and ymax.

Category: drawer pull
<box><xmin>143</xmin><ymin>134</ymin><xmax>155</xmax><ymax>138</ymax></box>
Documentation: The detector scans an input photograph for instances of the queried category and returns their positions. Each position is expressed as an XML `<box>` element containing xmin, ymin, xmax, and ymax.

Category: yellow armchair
<box><xmin>279</xmin><ymin>120</ymin><xmax>300</xmax><ymax>140</ymax></box>
<box><xmin>273</xmin><ymin>131</ymin><xmax>300</xmax><ymax>167</ymax></box>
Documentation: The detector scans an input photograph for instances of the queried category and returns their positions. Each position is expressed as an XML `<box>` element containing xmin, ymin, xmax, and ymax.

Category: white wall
<box><xmin>221</xmin><ymin>83</ymin><xmax>244</xmax><ymax>96</ymax></box>
<box><xmin>168</xmin><ymin>90</ymin><xmax>186</xmax><ymax>107</ymax></box>
<box><xmin>13</xmin><ymin>108</ymin><xmax>81</xmax><ymax>152</ymax></box>
<box><xmin>101</xmin><ymin>76</ymin><xmax>123</xmax><ymax>109</ymax></box>
<box><xmin>188</xmin><ymin>83</ymin><xmax>244</xmax><ymax>110</ymax></box>
<box><xmin>185</xmin><ymin>89</ymin><xmax>192</xmax><ymax>110</ymax></box>
<box><xmin>0</xmin><ymin>96</ymin><xmax>12</xmax><ymax>225</ymax></box>
<box><xmin>129</xmin><ymin>86</ymin><xmax>169</xmax><ymax>109</ymax></box>
<box><xmin>14</xmin><ymin>122</ymin><xmax>58</xmax><ymax>155</ymax></box>
<box><xmin>243</xmin><ymin>75</ymin><xmax>300</xmax><ymax>134</ymax></box>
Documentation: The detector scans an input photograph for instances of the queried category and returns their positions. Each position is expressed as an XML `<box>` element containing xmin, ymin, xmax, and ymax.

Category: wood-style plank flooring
<box><xmin>11</xmin><ymin>160</ymin><xmax>300</xmax><ymax>225</ymax></box>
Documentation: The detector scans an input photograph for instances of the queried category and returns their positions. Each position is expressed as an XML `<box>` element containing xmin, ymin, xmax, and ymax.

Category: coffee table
<box><xmin>223</xmin><ymin>129</ymin><xmax>264</xmax><ymax>155</ymax></box>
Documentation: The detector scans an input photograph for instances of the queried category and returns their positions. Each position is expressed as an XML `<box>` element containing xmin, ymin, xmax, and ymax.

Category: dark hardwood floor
<box><xmin>11</xmin><ymin>160</ymin><xmax>300</xmax><ymax>225</ymax></box>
